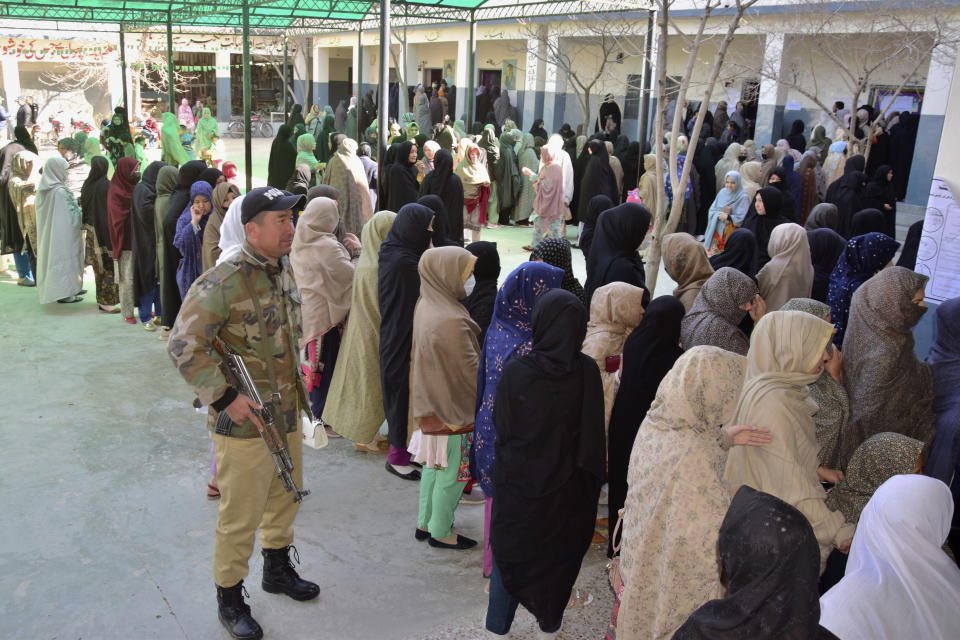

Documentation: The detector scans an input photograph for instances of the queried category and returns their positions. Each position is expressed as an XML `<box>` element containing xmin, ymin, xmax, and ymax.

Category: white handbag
<box><xmin>301</xmin><ymin>413</ymin><xmax>329</xmax><ymax>449</ymax></box>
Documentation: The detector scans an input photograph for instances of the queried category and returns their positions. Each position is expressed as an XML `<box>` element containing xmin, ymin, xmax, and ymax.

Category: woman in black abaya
<box><xmin>131</xmin><ymin>161</ymin><xmax>166</xmax><ymax>311</ymax></box>
<box><xmin>742</xmin><ymin>186</ymin><xmax>790</xmax><ymax>268</ymax></box>
<box><xmin>583</xmin><ymin>202</ymin><xmax>651</xmax><ymax>310</ymax></box>
<box><xmin>419</xmin><ymin>149</ymin><xmax>464</xmax><ymax>245</ymax></box>
<box><xmin>416</xmin><ymin>194</ymin><xmax>455</xmax><ymax>247</ymax></box>
<box><xmin>576</xmin><ymin>139</ymin><xmax>619</xmax><ymax>224</ymax></box>
<box><xmin>378</xmin><ymin>203</ymin><xmax>435</xmax><ymax>480</ymax></box>
<box><xmin>807</xmin><ymin>227</ymin><xmax>847</xmax><ymax>303</ymax></box>
<box><xmin>487</xmin><ymin>288</ymin><xmax>605</xmax><ymax>637</ymax></box>
<box><xmin>387</xmin><ymin>140</ymin><xmax>421</xmax><ymax>212</ymax></box>
<box><xmin>579</xmin><ymin>194</ymin><xmax>613</xmax><ymax>260</ymax></box>
<box><xmin>606</xmin><ymin>295</ymin><xmax>685</xmax><ymax>557</ymax></box>
<box><xmin>861</xmin><ymin>165</ymin><xmax>897</xmax><ymax>237</ymax></box>
<box><xmin>160</xmin><ymin>160</ymin><xmax>207</xmax><ymax>328</ymax></box>
<box><xmin>267</xmin><ymin>124</ymin><xmax>298</xmax><ymax>189</ymax></box>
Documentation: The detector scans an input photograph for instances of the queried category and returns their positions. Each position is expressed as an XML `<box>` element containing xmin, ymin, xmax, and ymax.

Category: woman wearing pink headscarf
<box><xmin>523</xmin><ymin>145</ymin><xmax>567</xmax><ymax>251</ymax></box>
<box><xmin>177</xmin><ymin>99</ymin><xmax>194</xmax><ymax>131</ymax></box>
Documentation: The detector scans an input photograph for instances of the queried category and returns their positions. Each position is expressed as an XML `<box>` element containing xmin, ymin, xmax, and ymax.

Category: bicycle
<box><xmin>227</xmin><ymin>111</ymin><xmax>274</xmax><ymax>138</ymax></box>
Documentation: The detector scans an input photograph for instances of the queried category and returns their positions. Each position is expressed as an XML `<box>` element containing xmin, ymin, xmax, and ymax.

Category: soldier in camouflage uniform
<box><xmin>167</xmin><ymin>187</ymin><xmax>316</xmax><ymax>640</ymax></box>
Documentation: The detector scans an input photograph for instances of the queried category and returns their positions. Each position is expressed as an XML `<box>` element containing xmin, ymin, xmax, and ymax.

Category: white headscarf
<box><xmin>545</xmin><ymin>134</ymin><xmax>574</xmax><ymax>206</ymax></box>
<box><xmin>820</xmin><ymin>474</ymin><xmax>960</xmax><ymax>640</ymax></box>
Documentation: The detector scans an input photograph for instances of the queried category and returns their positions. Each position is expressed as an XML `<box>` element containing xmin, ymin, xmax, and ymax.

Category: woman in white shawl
<box><xmin>724</xmin><ymin>310</ymin><xmax>855</xmax><ymax>572</ymax></box>
<box><xmin>820</xmin><ymin>474</ymin><xmax>960</xmax><ymax>640</ymax></box>
<box><xmin>414</xmin><ymin>86</ymin><xmax>432</xmax><ymax>138</ymax></box>
<box><xmin>615</xmin><ymin>346</ymin><xmax>772</xmax><ymax>640</ymax></box>
<box><xmin>544</xmin><ymin>134</ymin><xmax>574</xmax><ymax>210</ymax></box>
<box><xmin>290</xmin><ymin>196</ymin><xmax>360</xmax><ymax>426</ymax></box>
<box><xmin>35</xmin><ymin>157</ymin><xmax>85</xmax><ymax>304</ymax></box>
<box><xmin>714</xmin><ymin>142</ymin><xmax>742</xmax><ymax>188</ymax></box>
<box><xmin>321</xmin><ymin>138</ymin><xmax>374</xmax><ymax>236</ymax></box>
<box><xmin>513</xmin><ymin>133</ymin><xmax>539</xmax><ymax>224</ymax></box>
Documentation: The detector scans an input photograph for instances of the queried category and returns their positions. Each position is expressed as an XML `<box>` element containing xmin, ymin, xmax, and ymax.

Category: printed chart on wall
<box><xmin>916</xmin><ymin>177</ymin><xmax>960</xmax><ymax>303</ymax></box>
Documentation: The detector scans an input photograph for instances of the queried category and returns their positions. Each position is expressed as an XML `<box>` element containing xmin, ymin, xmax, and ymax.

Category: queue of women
<box><xmin>1</xmin><ymin>93</ymin><xmax>958</xmax><ymax>640</ymax></box>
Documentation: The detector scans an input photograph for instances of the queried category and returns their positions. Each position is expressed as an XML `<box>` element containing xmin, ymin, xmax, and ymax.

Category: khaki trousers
<box><xmin>212</xmin><ymin>431</ymin><xmax>302</xmax><ymax>587</ymax></box>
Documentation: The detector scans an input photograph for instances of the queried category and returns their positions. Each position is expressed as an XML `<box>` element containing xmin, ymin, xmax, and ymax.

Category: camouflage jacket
<box><xmin>167</xmin><ymin>241</ymin><xmax>307</xmax><ymax>438</ymax></box>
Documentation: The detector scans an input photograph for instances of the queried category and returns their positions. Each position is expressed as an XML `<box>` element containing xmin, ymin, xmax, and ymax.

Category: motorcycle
<box><xmin>70</xmin><ymin>117</ymin><xmax>94</xmax><ymax>135</ymax></box>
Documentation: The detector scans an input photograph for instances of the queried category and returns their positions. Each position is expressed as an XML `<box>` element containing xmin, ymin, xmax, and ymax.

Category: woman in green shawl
<box><xmin>194</xmin><ymin>107</ymin><xmax>219</xmax><ymax>154</ymax></box>
<box><xmin>160</xmin><ymin>112</ymin><xmax>188</xmax><ymax>168</ymax></box>
<box><xmin>514</xmin><ymin>132</ymin><xmax>539</xmax><ymax>223</ymax></box>
<box><xmin>296</xmin><ymin>133</ymin><xmax>321</xmax><ymax>178</ymax></box>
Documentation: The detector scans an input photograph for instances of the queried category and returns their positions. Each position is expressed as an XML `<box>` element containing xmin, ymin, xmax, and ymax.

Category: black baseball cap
<box><xmin>240</xmin><ymin>187</ymin><xmax>305</xmax><ymax>225</ymax></box>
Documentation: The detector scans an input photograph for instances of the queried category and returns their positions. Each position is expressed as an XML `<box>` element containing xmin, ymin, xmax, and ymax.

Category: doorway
<box><xmin>479</xmin><ymin>69</ymin><xmax>502</xmax><ymax>90</ymax></box>
<box><xmin>426</xmin><ymin>68</ymin><xmax>443</xmax><ymax>88</ymax></box>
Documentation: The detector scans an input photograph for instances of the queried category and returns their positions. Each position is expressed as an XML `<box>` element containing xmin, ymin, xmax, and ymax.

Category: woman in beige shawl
<box><xmin>615</xmin><ymin>346</ymin><xmax>771</xmax><ymax>640</ymax></box>
<box><xmin>714</xmin><ymin>142</ymin><xmax>742</xmax><ymax>188</ymax></box>
<box><xmin>724</xmin><ymin>310</ymin><xmax>855</xmax><ymax>571</ymax></box>
<box><xmin>606</xmin><ymin>140</ymin><xmax>624</xmax><ymax>201</ymax></box>
<box><xmin>637</xmin><ymin>154</ymin><xmax>662</xmax><ymax>219</ymax></box>
<box><xmin>8</xmin><ymin>150</ymin><xmax>40</xmax><ymax>274</ymax></box>
<box><xmin>291</xmin><ymin>196</ymin><xmax>361</xmax><ymax>427</ymax></box>
<box><xmin>201</xmin><ymin>182</ymin><xmax>240</xmax><ymax>271</ymax></box>
<box><xmin>662</xmin><ymin>232</ymin><xmax>714</xmax><ymax>312</ymax></box>
<box><xmin>839</xmin><ymin>267</ymin><xmax>935</xmax><ymax>467</ymax></box>
<box><xmin>780</xmin><ymin>298</ymin><xmax>849</xmax><ymax>473</ymax></box>
<box><xmin>455</xmin><ymin>139</ymin><xmax>491</xmax><ymax>243</ymax></box>
<box><xmin>739</xmin><ymin>160</ymin><xmax>762</xmax><ymax>201</ymax></box>
<box><xmin>582</xmin><ymin>282</ymin><xmax>646</xmax><ymax>431</ymax></box>
<box><xmin>321</xmin><ymin>138</ymin><xmax>373</xmax><ymax>237</ymax></box>
<box><xmin>757</xmin><ymin>223</ymin><xmax>813</xmax><ymax>311</ymax></box>
<box><xmin>409</xmin><ymin>246</ymin><xmax>481</xmax><ymax>549</ymax></box>
<box><xmin>322</xmin><ymin>211</ymin><xmax>396</xmax><ymax>450</ymax></box>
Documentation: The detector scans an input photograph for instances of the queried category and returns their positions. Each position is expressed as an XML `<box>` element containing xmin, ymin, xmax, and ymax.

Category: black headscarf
<box><xmin>828</xmin><ymin>170</ymin><xmax>867</xmax><ymax>240</ymax></box>
<box><xmin>131</xmin><ymin>160</ymin><xmax>166</xmax><ymax>300</ymax></box>
<box><xmin>387</xmin><ymin>140</ymin><xmax>420</xmax><ymax>212</ymax></box>
<box><xmin>576</xmin><ymin>139</ymin><xmax>619</xmax><ymax>222</ymax></box>
<box><xmin>804</xmin><ymin>203</ymin><xmax>839</xmax><ymax>231</ymax></box>
<box><xmin>861</xmin><ymin>164</ymin><xmax>896</xmax><ymax>237</ymax></box>
<box><xmin>708</xmin><ymin>227</ymin><xmax>759</xmax><ymax>279</ymax></box>
<box><xmin>606</xmin><ymin>295</ymin><xmax>685</xmax><ymax>557</ymax></box>
<box><xmin>580</xmin><ymin>194</ymin><xmax>613</xmax><ymax>259</ymax></box>
<box><xmin>491</xmin><ymin>288</ymin><xmax>605</xmax><ymax>628</ymax></box>
<box><xmin>161</xmin><ymin>159</ymin><xmax>207</xmax><ymax>327</ymax></box>
<box><xmin>287</xmin><ymin>164</ymin><xmax>311</xmax><ymax>195</ymax></box>
<box><xmin>583</xmin><ymin>202</ymin><xmax>651</xmax><ymax>309</ymax></box>
<box><xmin>463</xmin><ymin>240</ymin><xmax>500</xmax><ymax>343</ymax></box>
<box><xmin>199</xmin><ymin>167</ymin><xmax>222</xmax><ymax>188</ymax></box>
<box><xmin>530</xmin><ymin>237</ymin><xmax>585</xmax><ymax>304</ymax></box>
<box><xmin>807</xmin><ymin>228</ymin><xmax>847</xmax><ymax>303</ymax></box>
<box><xmin>419</xmin><ymin>149</ymin><xmax>464</xmax><ymax>245</ymax></box>
<box><xmin>13</xmin><ymin>125</ymin><xmax>37</xmax><ymax>154</ymax></box>
<box><xmin>768</xmin><ymin>167</ymin><xmax>796</xmax><ymax>222</ymax></box>
<box><xmin>672</xmin><ymin>486</ymin><xmax>832</xmax><ymax>640</ymax></box>
<box><xmin>378</xmin><ymin>203</ymin><xmax>435</xmax><ymax>451</ymax></box>
<box><xmin>742</xmin><ymin>186</ymin><xmax>789</xmax><ymax>267</ymax></box>
<box><xmin>786</xmin><ymin>119</ymin><xmax>807</xmax><ymax>152</ymax></box>
<box><xmin>416</xmin><ymin>194</ymin><xmax>454</xmax><ymax>247</ymax></box>
<box><xmin>896</xmin><ymin>219</ymin><xmax>924</xmax><ymax>270</ymax></box>
<box><xmin>80</xmin><ymin>156</ymin><xmax>112</xmax><ymax>248</ymax></box>
<box><xmin>286</xmin><ymin>103</ymin><xmax>305</xmax><ymax>128</ymax></box>
<box><xmin>622</xmin><ymin>141</ymin><xmax>641</xmax><ymax>195</ymax></box>
<box><xmin>267</xmin><ymin>124</ymin><xmax>298</xmax><ymax>189</ymax></box>
<box><xmin>850</xmin><ymin>207</ymin><xmax>886</xmax><ymax>237</ymax></box>
<box><xmin>529</xmin><ymin>119</ymin><xmax>548</xmax><ymax>142</ymax></box>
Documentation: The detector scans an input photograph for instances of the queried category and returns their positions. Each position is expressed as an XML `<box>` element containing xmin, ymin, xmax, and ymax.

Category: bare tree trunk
<box><xmin>646</xmin><ymin>4</ymin><xmax>671</xmax><ymax>293</ymax></box>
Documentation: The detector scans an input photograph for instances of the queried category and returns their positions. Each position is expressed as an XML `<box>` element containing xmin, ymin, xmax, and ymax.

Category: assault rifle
<box><xmin>212</xmin><ymin>338</ymin><xmax>310</xmax><ymax>503</ymax></box>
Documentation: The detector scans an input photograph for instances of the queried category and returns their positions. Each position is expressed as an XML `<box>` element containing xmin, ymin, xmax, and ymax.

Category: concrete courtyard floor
<box><xmin>0</xmin><ymin>215</ymin><xmax>675</xmax><ymax>640</ymax></box>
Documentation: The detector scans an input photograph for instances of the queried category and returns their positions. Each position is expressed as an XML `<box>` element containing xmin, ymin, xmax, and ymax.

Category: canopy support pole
<box><xmin>638</xmin><ymin>9</ymin><xmax>654</xmax><ymax>146</ymax></box>
<box><xmin>242</xmin><ymin>0</ymin><xmax>253</xmax><ymax>192</ymax></box>
<box><xmin>166</xmin><ymin>11</ymin><xmax>175</xmax><ymax>113</ymax></box>
<box><xmin>377</xmin><ymin>0</ymin><xmax>390</xmax><ymax>201</ymax></box>
<box><xmin>357</xmin><ymin>26</ymin><xmax>363</xmax><ymax>142</ymax></box>
<box><xmin>466</xmin><ymin>10</ymin><xmax>476</xmax><ymax>130</ymax></box>
<box><xmin>282</xmin><ymin>36</ymin><xmax>289</xmax><ymax>121</ymax></box>
<box><xmin>119</xmin><ymin>26</ymin><xmax>129</xmax><ymax>115</ymax></box>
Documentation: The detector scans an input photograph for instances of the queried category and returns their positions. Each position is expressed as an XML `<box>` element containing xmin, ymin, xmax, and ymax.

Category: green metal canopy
<box><xmin>0</xmin><ymin>0</ymin><xmax>628</xmax><ymax>31</ymax></box>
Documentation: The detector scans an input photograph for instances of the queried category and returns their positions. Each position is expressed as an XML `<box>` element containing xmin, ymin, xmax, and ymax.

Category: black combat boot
<box><xmin>261</xmin><ymin>545</ymin><xmax>320</xmax><ymax>601</ymax></box>
<box><xmin>216</xmin><ymin>581</ymin><xmax>263</xmax><ymax>640</ymax></box>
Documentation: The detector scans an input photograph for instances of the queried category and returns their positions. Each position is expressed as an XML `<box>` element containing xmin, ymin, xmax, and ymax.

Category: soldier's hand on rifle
<box><xmin>225</xmin><ymin>393</ymin><xmax>265</xmax><ymax>432</ymax></box>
